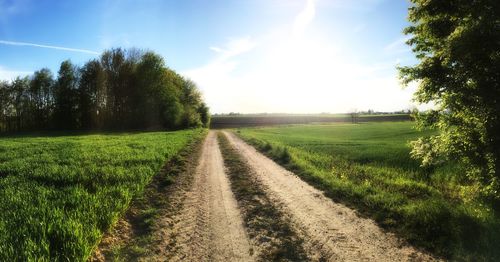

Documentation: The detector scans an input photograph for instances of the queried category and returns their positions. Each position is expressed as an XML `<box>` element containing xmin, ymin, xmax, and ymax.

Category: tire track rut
<box><xmin>158</xmin><ymin>131</ymin><xmax>253</xmax><ymax>261</ymax></box>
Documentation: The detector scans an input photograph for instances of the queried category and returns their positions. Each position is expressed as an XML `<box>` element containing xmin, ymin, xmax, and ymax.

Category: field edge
<box><xmin>90</xmin><ymin>129</ymin><xmax>208</xmax><ymax>261</ymax></box>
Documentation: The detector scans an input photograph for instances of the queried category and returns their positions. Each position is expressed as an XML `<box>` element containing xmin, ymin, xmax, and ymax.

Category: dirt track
<box><xmin>95</xmin><ymin>131</ymin><xmax>437</xmax><ymax>261</ymax></box>
<box><xmin>157</xmin><ymin>131</ymin><xmax>253</xmax><ymax>261</ymax></box>
<box><xmin>223</xmin><ymin>131</ymin><xmax>437</xmax><ymax>261</ymax></box>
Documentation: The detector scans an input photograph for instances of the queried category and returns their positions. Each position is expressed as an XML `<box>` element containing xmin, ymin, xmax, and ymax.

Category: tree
<box><xmin>54</xmin><ymin>60</ymin><xmax>79</xmax><ymax>129</ymax></box>
<box><xmin>9</xmin><ymin>77</ymin><xmax>31</xmax><ymax>131</ymax></box>
<box><xmin>399</xmin><ymin>0</ymin><xmax>500</xmax><ymax>200</ymax></box>
<box><xmin>135</xmin><ymin>52</ymin><xmax>168</xmax><ymax>128</ymax></box>
<box><xmin>30</xmin><ymin>68</ymin><xmax>54</xmax><ymax>129</ymax></box>
<box><xmin>0</xmin><ymin>47</ymin><xmax>209</xmax><ymax>133</ymax></box>
<box><xmin>79</xmin><ymin>60</ymin><xmax>106</xmax><ymax>129</ymax></box>
<box><xmin>197</xmin><ymin>102</ymin><xmax>211</xmax><ymax>128</ymax></box>
<box><xmin>180</xmin><ymin>78</ymin><xmax>203</xmax><ymax>128</ymax></box>
<box><xmin>161</xmin><ymin>68</ymin><xmax>184</xmax><ymax>128</ymax></box>
<box><xmin>0</xmin><ymin>81</ymin><xmax>11</xmax><ymax>132</ymax></box>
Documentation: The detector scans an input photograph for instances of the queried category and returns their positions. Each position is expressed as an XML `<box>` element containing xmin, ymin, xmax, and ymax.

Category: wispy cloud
<box><xmin>384</xmin><ymin>36</ymin><xmax>411</xmax><ymax>54</ymax></box>
<box><xmin>209</xmin><ymin>37</ymin><xmax>256</xmax><ymax>61</ymax></box>
<box><xmin>0</xmin><ymin>40</ymin><xmax>99</xmax><ymax>55</ymax></box>
<box><xmin>0</xmin><ymin>66</ymin><xmax>32</xmax><ymax>81</ymax></box>
<box><xmin>184</xmin><ymin>36</ymin><xmax>256</xmax><ymax>82</ymax></box>
<box><xmin>293</xmin><ymin>0</ymin><xmax>315</xmax><ymax>37</ymax></box>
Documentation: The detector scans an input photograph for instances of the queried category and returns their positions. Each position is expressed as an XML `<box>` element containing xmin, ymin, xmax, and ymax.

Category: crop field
<box><xmin>0</xmin><ymin>129</ymin><xmax>205</xmax><ymax>261</ymax></box>
<box><xmin>210</xmin><ymin>113</ymin><xmax>410</xmax><ymax>128</ymax></box>
<box><xmin>236</xmin><ymin>122</ymin><xmax>500</xmax><ymax>259</ymax></box>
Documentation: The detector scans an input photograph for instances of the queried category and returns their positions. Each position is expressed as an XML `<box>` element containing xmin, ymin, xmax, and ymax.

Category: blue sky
<box><xmin>0</xmin><ymin>0</ymin><xmax>421</xmax><ymax>113</ymax></box>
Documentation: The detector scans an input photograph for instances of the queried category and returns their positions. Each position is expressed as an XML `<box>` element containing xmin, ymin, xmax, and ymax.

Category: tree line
<box><xmin>0</xmin><ymin>48</ymin><xmax>210</xmax><ymax>133</ymax></box>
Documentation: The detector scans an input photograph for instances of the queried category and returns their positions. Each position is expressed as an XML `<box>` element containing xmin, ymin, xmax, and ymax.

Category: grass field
<box><xmin>0</xmin><ymin>129</ymin><xmax>206</xmax><ymax>261</ymax></box>
<box><xmin>236</xmin><ymin>122</ymin><xmax>500</xmax><ymax>260</ymax></box>
<box><xmin>210</xmin><ymin>113</ymin><xmax>410</xmax><ymax>128</ymax></box>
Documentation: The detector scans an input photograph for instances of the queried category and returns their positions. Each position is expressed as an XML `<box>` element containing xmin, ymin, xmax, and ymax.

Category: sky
<box><xmin>0</xmin><ymin>0</ymin><xmax>422</xmax><ymax>114</ymax></box>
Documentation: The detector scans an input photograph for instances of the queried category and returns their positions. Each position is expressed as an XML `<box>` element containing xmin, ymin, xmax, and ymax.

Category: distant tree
<box><xmin>197</xmin><ymin>102</ymin><xmax>211</xmax><ymax>128</ymax></box>
<box><xmin>134</xmin><ymin>52</ymin><xmax>181</xmax><ymax>128</ymax></box>
<box><xmin>180</xmin><ymin>78</ymin><xmax>203</xmax><ymax>128</ymax></box>
<box><xmin>100</xmin><ymin>48</ymin><xmax>126</xmax><ymax>127</ymax></box>
<box><xmin>100</xmin><ymin>48</ymin><xmax>141</xmax><ymax>128</ymax></box>
<box><xmin>349</xmin><ymin>109</ymin><xmax>359</xmax><ymax>124</ymax></box>
<box><xmin>9</xmin><ymin>77</ymin><xmax>31</xmax><ymax>131</ymax></box>
<box><xmin>79</xmin><ymin>60</ymin><xmax>105</xmax><ymax>129</ymax></box>
<box><xmin>399</xmin><ymin>0</ymin><xmax>500</xmax><ymax>199</ymax></box>
<box><xmin>161</xmin><ymin>68</ymin><xmax>184</xmax><ymax>128</ymax></box>
<box><xmin>0</xmin><ymin>81</ymin><xmax>11</xmax><ymax>132</ymax></box>
<box><xmin>54</xmin><ymin>60</ymin><xmax>79</xmax><ymax>129</ymax></box>
<box><xmin>0</xmin><ymin>47</ymin><xmax>209</xmax><ymax>133</ymax></box>
<box><xmin>30</xmin><ymin>68</ymin><xmax>54</xmax><ymax>129</ymax></box>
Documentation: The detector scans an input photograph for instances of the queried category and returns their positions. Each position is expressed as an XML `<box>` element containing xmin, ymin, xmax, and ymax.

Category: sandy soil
<box><xmin>223</xmin><ymin>131</ymin><xmax>438</xmax><ymax>262</ymax></box>
<box><xmin>154</xmin><ymin>131</ymin><xmax>253</xmax><ymax>261</ymax></box>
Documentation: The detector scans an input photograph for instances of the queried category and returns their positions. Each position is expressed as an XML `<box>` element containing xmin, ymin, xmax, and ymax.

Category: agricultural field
<box><xmin>210</xmin><ymin>113</ymin><xmax>411</xmax><ymax>128</ymax></box>
<box><xmin>236</xmin><ymin>122</ymin><xmax>500</xmax><ymax>260</ymax></box>
<box><xmin>0</xmin><ymin>129</ymin><xmax>206</xmax><ymax>261</ymax></box>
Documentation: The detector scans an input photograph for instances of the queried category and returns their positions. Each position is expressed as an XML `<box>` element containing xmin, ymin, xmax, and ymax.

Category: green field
<box><xmin>236</xmin><ymin>122</ymin><xmax>500</xmax><ymax>260</ymax></box>
<box><xmin>0</xmin><ymin>129</ymin><xmax>205</xmax><ymax>261</ymax></box>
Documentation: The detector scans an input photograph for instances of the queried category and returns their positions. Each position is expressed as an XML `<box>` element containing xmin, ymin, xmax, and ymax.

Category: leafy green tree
<box><xmin>134</xmin><ymin>52</ymin><xmax>170</xmax><ymax>127</ymax></box>
<box><xmin>0</xmin><ymin>81</ymin><xmax>11</xmax><ymax>132</ymax></box>
<box><xmin>197</xmin><ymin>102</ymin><xmax>211</xmax><ymax>128</ymax></box>
<box><xmin>30</xmin><ymin>68</ymin><xmax>54</xmax><ymax>129</ymax></box>
<box><xmin>9</xmin><ymin>77</ymin><xmax>31</xmax><ymax>131</ymax></box>
<box><xmin>0</xmin><ymin>47</ymin><xmax>209</xmax><ymax>133</ymax></box>
<box><xmin>100</xmin><ymin>48</ymin><xmax>141</xmax><ymax>128</ymax></box>
<box><xmin>54</xmin><ymin>60</ymin><xmax>79</xmax><ymax>129</ymax></box>
<box><xmin>161</xmin><ymin>68</ymin><xmax>184</xmax><ymax>128</ymax></box>
<box><xmin>399</xmin><ymin>0</ymin><xmax>500</xmax><ymax>199</ymax></box>
<box><xmin>180</xmin><ymin>78</ymin><xmax>203</xmax><ymax>128</ymax></box>
<box><xmin>79</xmin><ymin>60</ymin><xmax>106</xmax><ymax>129</ymax></box>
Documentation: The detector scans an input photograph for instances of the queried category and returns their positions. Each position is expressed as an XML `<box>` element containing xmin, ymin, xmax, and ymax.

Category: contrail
<box><xmin>0</xmin><ymin>40</ymin><xmax>99</xmax><ymax>55</ymax></box>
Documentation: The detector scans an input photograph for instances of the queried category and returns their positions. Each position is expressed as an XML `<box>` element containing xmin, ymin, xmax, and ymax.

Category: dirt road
<box><xmin>223</xmin><ymin>131</ymin><xmax>437</xmax><ymax>261</ymax></box>
<box><xmin>155</xmin><ymin>131</ymin><xmax>253</xmax><ymax>261</ymax></box>
<box><xmin>95</xmin><ymin>130</ymin><xmax>437</xmax><ymax>261</ymax></box>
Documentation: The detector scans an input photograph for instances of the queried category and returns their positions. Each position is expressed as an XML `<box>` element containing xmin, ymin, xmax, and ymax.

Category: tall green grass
<box><xmin>237</xmin><ymin>122</ymin><xmax>500</xmax><ymax>260</ymax></box>
<box><xmin>0</xmin><ymin>129</ymin><xmax>205</xmax><ymax>261</ymax></box>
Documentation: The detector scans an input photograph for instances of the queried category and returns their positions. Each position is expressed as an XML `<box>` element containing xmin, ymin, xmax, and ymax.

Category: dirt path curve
<box><xmin>224</xmin><ymin>131</ymin><xmax>437</xmax><ymax>262</ymax></box>
<box><xmin>159</xmin><ymin>131</ymin><xmax>253</xmax><ymax>261</ymax></box>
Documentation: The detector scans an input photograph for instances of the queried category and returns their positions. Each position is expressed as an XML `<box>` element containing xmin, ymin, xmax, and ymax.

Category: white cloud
<box><xmin>0</xmin><ymin>40</ymin><xmax>99</xmax><ymax>54</ymax></box>
<box><xmin>0</xmin><ymin>66</ymin><xmax>32</xmax><ymax>81</ymax></box>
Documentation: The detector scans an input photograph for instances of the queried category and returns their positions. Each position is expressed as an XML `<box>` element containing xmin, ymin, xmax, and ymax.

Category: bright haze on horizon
<box><xmin>0</xmin><ymin>0</ymin><xmax>424</xmax><ymax>114</ymax></box>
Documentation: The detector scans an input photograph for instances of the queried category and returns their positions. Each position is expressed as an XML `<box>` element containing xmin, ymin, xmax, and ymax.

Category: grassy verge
<box><xmin>217</xmin><ymin>132</ymin><xmax>309</xmax><ymax>261</ymax></box>
<box><xmin>0</xmin><ymin>129</ymin><xmax>206</xmax><ymax>261</ymax></box>
<box><xmin>235</xmin><ymin>122</ymin><xmax>500</xmax><ymax>261</ymax></box>
<box><xmin>93</xmin><ymin>129</ymin><xmax>207</xmax><ymax>260</ymax></box>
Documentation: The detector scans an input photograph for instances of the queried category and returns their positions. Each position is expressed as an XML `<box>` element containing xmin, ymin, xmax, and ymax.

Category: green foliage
<box><xmin>0</xmin><ymin>129</ymin><xmax>205</xmax><ymax>261</ymax></box>
<box><xmin>399</xmin><ymin>0</ymin><xmax>500</xmax><ymax>201</ymax></box>
<box><xmin>79</xmin><ymin>59</ymin><xmax>105</xmax><ymax>129</ymax></box>
<box><xmin>237</xmin><ymin>122</ymin><xmax>500</xmax><ymax>260</ymax></box>
<box><xmin>197</xmin><ymin>102</ymin><xmax>211</xmax><ymax>128</ymax></box>
<box><xmin>54</xmin><ymin>60</ymin><xmax>80</xmax><ymax>129</ymax></box>
<box><xmin>0</xmin><ymin>47</ymin><xmax>210</xmax><ymax>132</ymax></box>
<box><xmin>30</xmin><ymin>68</ymin><xmax>54</xmax><ymax>129</ymax></box>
